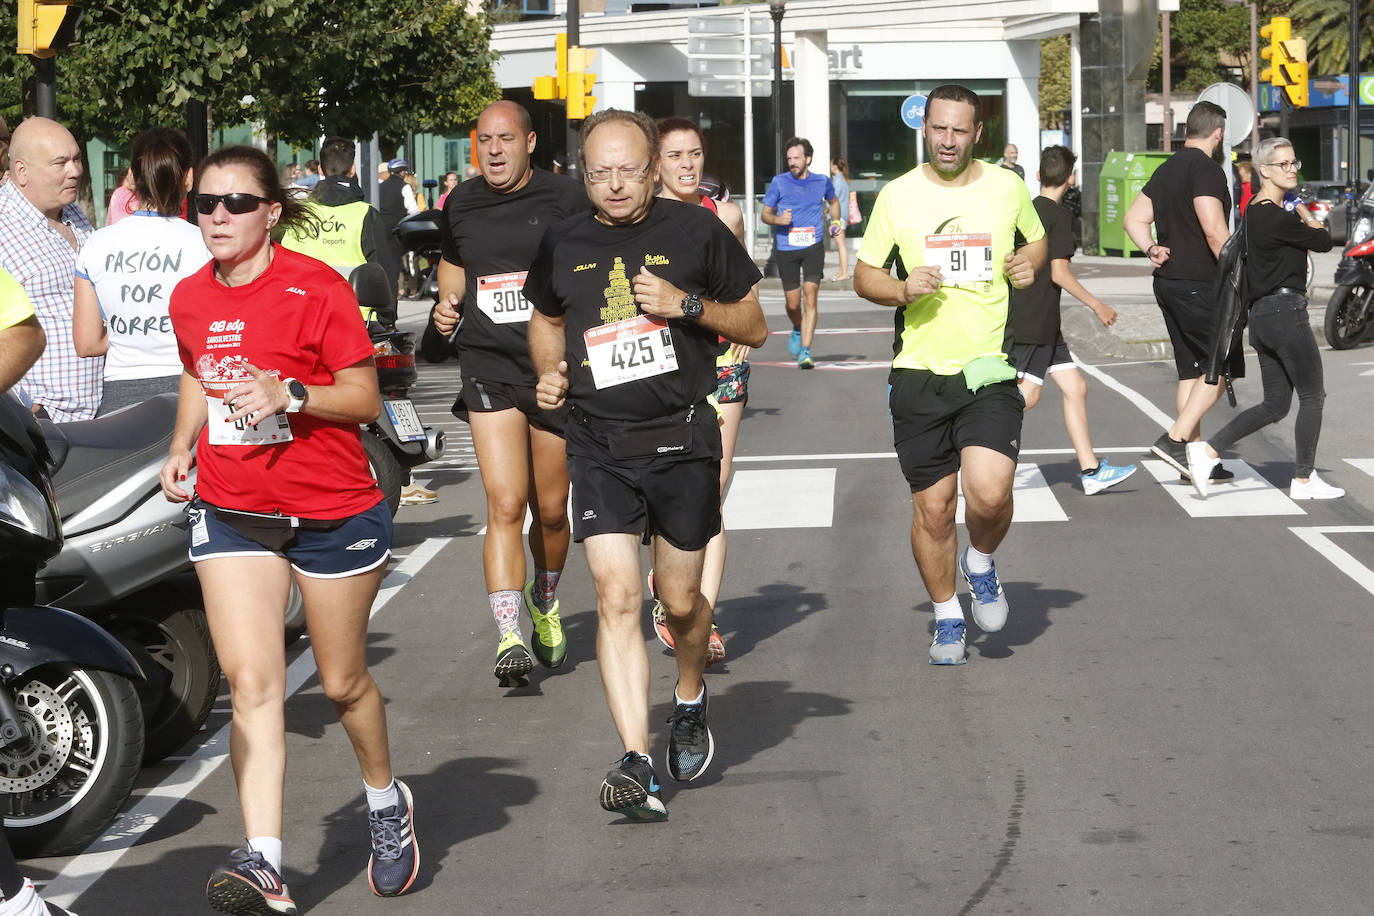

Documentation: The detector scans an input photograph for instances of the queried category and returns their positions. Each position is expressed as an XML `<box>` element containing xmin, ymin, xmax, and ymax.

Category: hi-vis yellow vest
<box><xmin>282</xmin><ymin>200</ymin><xmax>375</xmax><ymax>321</ymax></box>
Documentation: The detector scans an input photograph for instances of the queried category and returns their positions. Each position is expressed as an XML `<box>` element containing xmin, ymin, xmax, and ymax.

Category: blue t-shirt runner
<box><xmin>762</xmin><ymin>170</ymin><xmax>837</xmax><ymax>251</ymax></box>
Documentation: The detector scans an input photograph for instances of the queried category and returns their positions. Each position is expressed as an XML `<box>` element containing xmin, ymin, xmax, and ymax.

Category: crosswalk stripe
<box><xmin>955</xmin><ymin>464</ymin><xmax>1069</xmax><ymax>524</ymax></box>
<box><xmin>1343</xmin><ymin>458</ymin><xmax>1374</xmax><ymax>478</ymax></box>
<box><xmin>1141</xmin><ymin>459</ymin><xmax>1304</xmax><ymax>517</ymax></box>
<box><xmin>723</xmin><ymin>468</ymin><xmax>837</xmax><ymax>529</ymax></box>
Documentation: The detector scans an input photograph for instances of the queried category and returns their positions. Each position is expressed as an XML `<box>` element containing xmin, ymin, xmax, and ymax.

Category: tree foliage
<box><xmin>1291</xmin><ymin>0</ymin><xmax>1374</xmax><ymax>77</ymax></box>
<box><xmin>0</xmin><ymin>1</ymin><xmax>499</xmax><ymax>147</ymax></box>
<box><xmin>1150</xmin><ymin>0</ymin><xmax>1253</xmax><ymax>93</ymax></box>
<box><xmin>1039</xmin><ymin>35</ymin><xmax>1071</xmax><ymax>129</ymax></box>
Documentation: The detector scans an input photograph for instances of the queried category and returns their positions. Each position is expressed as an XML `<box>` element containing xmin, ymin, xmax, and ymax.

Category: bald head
<box><xmin>475</xmin><ymin>101</ymin><xmax>536</xmax><ymax>193</ymax></box>
<box><xmin>10</xmin><ymin>118</ymin><xmax>82</xmax><ymax>218</ymax></box>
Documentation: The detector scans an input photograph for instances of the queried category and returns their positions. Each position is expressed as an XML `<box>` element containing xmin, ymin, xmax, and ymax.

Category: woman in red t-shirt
<box><xmin>158</xmin><ymin>146</ymin><xmax>418</xmax><ymax>913</ymax></box>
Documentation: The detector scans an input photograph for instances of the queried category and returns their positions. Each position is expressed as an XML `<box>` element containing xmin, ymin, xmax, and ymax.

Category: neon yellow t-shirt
<box><xmin>0</xmin><ymin>267</ymin><xmax>35</xmax><ymax>331</ymax></box>
<box><xmin>857</xmin><ymin>163</ymin><xmax>1044</xmax><ymax>375</ymax></box>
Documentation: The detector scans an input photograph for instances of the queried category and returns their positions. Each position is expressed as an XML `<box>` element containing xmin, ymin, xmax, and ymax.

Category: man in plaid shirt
<box><xmin>0</xmin><ymin>117</ymin><xmax>98</xmax><ymax>421</ymax></box>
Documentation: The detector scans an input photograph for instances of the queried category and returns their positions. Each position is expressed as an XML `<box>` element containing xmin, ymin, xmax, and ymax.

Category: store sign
<box><xmin>1261</xmin><ymin>75</ymin><xmax>1374</xmax><ymax>110</ymax></box>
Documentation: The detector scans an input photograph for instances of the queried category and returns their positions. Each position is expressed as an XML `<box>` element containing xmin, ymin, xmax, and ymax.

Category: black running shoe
<box><xmin>599</xmin><ymin>751</ymin><xmax>667</xmax><ymax>820</ymax></box>
<box><xmin>666</xmin><ymin>682</ymin><xmax>715</xmax><ymax>782</ymax></box>
<box><xmin>1151</xmin><ymin>432</ymin><xmax>1189</xmax><ymax>476</ymax></box>
<box><xmin>206</xmin><ymin>847</ymin><xmax>297</xmax><ymax>915</ymax></box>
<box><xmin>1180</xmin><ymin>463</ymin><xmax>1234</xmax><ymax>483</ymax></box>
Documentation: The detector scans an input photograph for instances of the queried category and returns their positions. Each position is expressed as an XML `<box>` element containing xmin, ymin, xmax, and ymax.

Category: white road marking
<box><xmin>42</xmin><ymin>537</ymin><xmax>452</xmax><ymax>909</ymax></box>
<box><xmin>1344</xmin><ymin>458</ymin><xmax>1374</xmax><ymax>478</ymax></box>
<box><xmin>733</xmin><ymin>447</ymin><xmax>1144</xmax><ymax>464</ymax></box>
<box><xmin>954</xmin><ymin>464</ymin><xmax>1069</xmax><ymax>524</ymax></box>
<box><xmin>766</xmin><ymin>327</ymin><xmax>891</xmax><ymax>335</ymax></box>
<box><xmin>1141</xmin><ymin>459</ymin><xmax>1304</xmax><ymax>517</ymax></box>
<box><xmin>723</xmin><ymin>468</ymin><xmax>836</xmax><ymax>529</ymax></box>
<box><xmin>1290</xmin><ymin>527</ymin><xmax>1374</xmax><ymax>596</ymax></box>
<box><xmin>1074</xmin><ymin>357</ymin><xmax>1175</xmax><ymax>429</ymax></box>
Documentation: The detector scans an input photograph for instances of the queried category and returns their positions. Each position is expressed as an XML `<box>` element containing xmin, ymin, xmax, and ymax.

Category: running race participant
<box><xmin>1010</xmin><ymin>145</ymin><xmax>1136</xmax><ymax>495</ymax></box>
<box><xmin>432</xmin><ymin>100</ymin><xmax>588</xmax><ymax>689</ymax></box>
<box><xmin>651</xmin><ymin>116</ymin><xmax>750</xmax><ymax>666</ymax></box>
<box><xmin>526</xmin><ymin>110</ymin><xmax>765</xmax><ymax>820</ymax></box>
<box><xmin>159</xmin><ymin>146</ymin><xmax>418</xmax><ymax>913</ymax></box>
<box><xmin>853</xmin><ymin>84</ymin><xmax>1047</xmax><ymax>666</ymax></box>
<box><xmin>761</xmin><ymin>137</ymin><xmax>840</xmax><ymax>369</ymax></box>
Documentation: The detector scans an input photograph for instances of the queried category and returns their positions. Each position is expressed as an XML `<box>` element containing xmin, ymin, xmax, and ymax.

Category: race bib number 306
<box><xmin>477</xmin><ymin>271</ymin><xmax>531</xmax><ymax>324</ymax></box>
<box><xmin>584</xmin><ymin>315</ymin><xmax>679</xmax><ymax>390</ymax></box>
<box><xmin>925</xmin><ymin>232</ymin><xmax>993</xmax><ymax>284</ymax></box>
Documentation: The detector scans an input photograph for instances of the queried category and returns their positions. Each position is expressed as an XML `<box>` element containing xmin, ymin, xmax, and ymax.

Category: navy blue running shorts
<box><xmin>187</xmin><ymin>498</ymin><xmax>392</xmax><ymax>579</ymax></box>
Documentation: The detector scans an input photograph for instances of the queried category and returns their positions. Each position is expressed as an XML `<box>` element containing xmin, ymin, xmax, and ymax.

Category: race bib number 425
<box><xmin>925</xmin><ymin>232</ymin><xmax>993</xmax><ymax>284</ymax></box>
<box><xmin>584</xmin><ymin>315</ymin><xmax>679</xmax><ymax>390</ymax></box>
<box><xmin>477</xmin><ymin>271</ymin><xmax>531</xmax><ymax>324</ymax></box>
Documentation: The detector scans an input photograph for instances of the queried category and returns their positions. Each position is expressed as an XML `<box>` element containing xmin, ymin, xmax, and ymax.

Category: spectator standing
<box><xmin>377</xmin><ymin>158</ymin><xmax>419</xmax><ymax>299</ymax></box>
<box><xmin>436</xmin><ymin>171</ymin><xmax>459</xmax><ymax>209</ymax></box>
<box><xmin>106</xmin><ymin>167</ymin><xmax>136</xmax><ymax>225</ymax></box>
<box><xmin>829</xmin><ymin>157</ymin><xmax>853</xmax><ymax>281</ymax></box>
<box><xmin>1001</xmin><ymin>144</ymin><xmax>1025</xmax><ymax>179</ymax></box>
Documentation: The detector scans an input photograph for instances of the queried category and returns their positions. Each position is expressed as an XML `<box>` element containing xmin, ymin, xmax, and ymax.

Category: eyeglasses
<box><xmin>585</xmin><ymin>165</ymin><xmax>653</xmax><ymax>184</ymax></box>
<box><xmin>194</xmin><ymin>192</ymin><xmax>271</xmax><ymax>215</ymax></box>
<box><xmin>1266</xmin><ymin>159</ymin><xmax>1301</xmax><ymax>172</ymax></box>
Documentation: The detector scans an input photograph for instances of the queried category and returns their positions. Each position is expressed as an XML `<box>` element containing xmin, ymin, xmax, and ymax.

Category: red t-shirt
<box><xmin>171</xmin><ymin>244</ymin><xmax>381</xmax><ymax>518</ymax></box>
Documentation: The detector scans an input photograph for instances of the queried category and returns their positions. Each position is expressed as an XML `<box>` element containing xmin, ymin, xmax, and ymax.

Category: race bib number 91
<box><xmin>584</xmin><ymin>315</ymin><xmax>679</xmax><ymax>390</ymax></box>
<box><xmin>925</xmin><ymin>232</ymin><xmax>993</xmax><ymax>284</ymax></box>
<box><xmin>477</xmin><ymin>271</ymin><xmax>531</xmax><ymax>324</ymax></box>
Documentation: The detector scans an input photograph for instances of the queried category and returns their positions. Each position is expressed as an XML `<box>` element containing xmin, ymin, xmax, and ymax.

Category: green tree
<box><xmin>1149</xmin><ymin>0</ymin><xmax>1255</xmax><ymax>93</ymax></box>
<box><xmin>1291</xmin><ymin>0</ymin><xmax>1374</xmax><ymax>77</ymax></box>
<box><xmin>1039</xmin><ymin>34</ymin><xmax>1071</xmax><ymax>129</ymax></box>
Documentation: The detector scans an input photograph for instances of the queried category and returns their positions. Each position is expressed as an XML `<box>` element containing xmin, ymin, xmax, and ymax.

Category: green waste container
<box><xmin>1099</xmin><ymin>151</ymin><xmax>1170</xmax><ymax>256</ymax></box>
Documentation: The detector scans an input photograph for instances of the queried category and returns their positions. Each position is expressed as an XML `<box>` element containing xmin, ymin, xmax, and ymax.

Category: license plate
<box><xmin>384</xmin><ymin>399</ymin><xmax>427</xmax><ymax>442</ymax></box>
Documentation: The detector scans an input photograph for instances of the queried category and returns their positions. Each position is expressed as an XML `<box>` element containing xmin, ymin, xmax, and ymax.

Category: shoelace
<box><xmin>667</xmin><ymin>703</ymin><xmax>707</xmax><ymax>743</ymax></box>
<box><xmin>965</xmin><ymin>565</ymin><xmax>999</xmax><ymax>602</ymax></box>
<box><xmin>534</xmin><ymin>608</ymin><xmax>563</xmax><ymax>641</ymax></box>
<box><xmin>368</xmin><ymin>808</ymin><xmax>406</xmax><ymax>860</ymax></box>
<box><xmin>933</xmin><ymin>620</ymin><xmax>964</xmax><ymax>643</ymax></box>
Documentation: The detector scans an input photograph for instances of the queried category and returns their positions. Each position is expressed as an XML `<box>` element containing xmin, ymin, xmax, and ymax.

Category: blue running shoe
<box><xmin>600</xmin><ymin>751</ymin><xmax>668</xmax><ymax>821</ymax></box>
<box><xmin>1082</xmin><ymin>461</ymin><xmax>1138</xmax><ymax>496</ymax></box>
<box><xmin>798</xmin><ymin>346</ymin><xmax>815</xmax><ymax>370</ymax></box>
<box><xmin>961</xmin><ymin>548</ymin><xmax>1009</xmax><ymax>632</ymax></box>
<box><xmin>929</xmin><ymin>618</ymin><xmax>967</xmax><ymax>665</ymax></box>
<box><xmin>788</xmin><ymin>327</ymin><xmax>802</xmax><ymax>356</ymax></box>
<box><xmin>368</xmin><ymin>780</ymin><xmax>419</xmax><ymax>897</ymax></box>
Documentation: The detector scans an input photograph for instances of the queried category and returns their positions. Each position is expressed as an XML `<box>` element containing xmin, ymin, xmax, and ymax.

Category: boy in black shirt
<box><xmin>526</xmin><ymin>110</ymin><xmax>765</xmax><ymax>821</ymax></box>
<box><xmin>1011</xmin><ymin>146</ymin><xmax>1137</xmax><ymax>495</ymax></box>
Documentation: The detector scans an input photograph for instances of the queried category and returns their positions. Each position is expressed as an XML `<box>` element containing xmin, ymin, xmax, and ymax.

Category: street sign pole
<box><xmin>743</xmin><ymin>11</ymin><xmax>756</xmax><ymax>257</ymax></box>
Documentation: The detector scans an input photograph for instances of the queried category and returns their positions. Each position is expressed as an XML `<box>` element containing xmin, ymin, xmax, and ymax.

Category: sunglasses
<box><xmin>194</xmin><ymin>192</ymin><xmax>270</xmax><ymax>216</ymax></box>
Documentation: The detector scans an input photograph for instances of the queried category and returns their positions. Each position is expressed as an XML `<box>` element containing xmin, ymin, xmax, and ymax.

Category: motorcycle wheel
<box><xmin>2</xmin><ymin>666</ymin><xmax>144</xmax><ymax>857</ymax></box>
<box><xmin>1324</xmin><ymin>283</ymin><xmax>1373</xmax><ymax>349</ymax></box>
<box><xmin>362</xmin><ymin>429</ymin><xmax>404</xmax><ymax>517</ymax></box>
<box><xmin>99</xmin><ymin>595</ymin><xmax>222</xmax><ymax>764</ymax></box>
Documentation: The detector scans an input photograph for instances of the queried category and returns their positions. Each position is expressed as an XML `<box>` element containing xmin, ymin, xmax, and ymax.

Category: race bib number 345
<box><xmin>477</xmin><ymin>271</ymin><xmax>531</xmax><ymax>324</ymax></box>
<box><xmin>926</xmin><ymin>232</ymin><xmax>993</xmax><ymax>284</ymax></box>
<box><xmin>584</xmin><ymin>315</ymin><xmax>679</xmax><ymax>390</ymax></box>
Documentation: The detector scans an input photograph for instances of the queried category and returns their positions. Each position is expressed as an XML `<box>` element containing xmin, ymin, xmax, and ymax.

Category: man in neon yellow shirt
<box><xmin>854</xmin><ymin>84</ymin><xmax>1046</xmax><ymax>666</ymax></box>
<box><xmin>0</xmin><ymin>266</ymin><xmax>45</xmax><ymax>397</ymax></box>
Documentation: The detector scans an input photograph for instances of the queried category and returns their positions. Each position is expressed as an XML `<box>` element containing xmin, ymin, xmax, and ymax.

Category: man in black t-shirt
<box><xmin>1123</xmin><ymin>101</ymin><xmax>1236</xmax><ymax>481</ymax></box>
<box><xmin>1010</xmin><ymin>146</ymin><xmax>1136</xmax><ymax>495</ymax></box>
<box><xmin>526</xmin><ymin>109</ymin><xmax>765</xmax><ymax>821</ymax></box>
<box><xmin>432</xmin><ymin>100</ymin><xmax>590</xmax><ymax>691</ymax></box>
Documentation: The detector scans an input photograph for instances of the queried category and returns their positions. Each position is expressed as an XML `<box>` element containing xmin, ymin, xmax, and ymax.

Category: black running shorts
<box><xmin>452</xmin><ymin>375</ymin><xmax>567</xmax><ymax>435</ymax></box>
<box><xmin>889</xmin><ymin>369</ymin><xmax>1024</xmax><ymax>492</ymax></box>
<box><xmin>1011</xmin><ymin>334</ymin><xmax>1074</xmax><ymax>386</ymax></box>
<box><xmin>565</xmin><ymin>406</ymin><xmax>722</xmax><ymax>551</ymax></box>
<box><xmin>777</xmin><ymin>242</ymin><xmax>824</xmax><ymax>292</ymax></box>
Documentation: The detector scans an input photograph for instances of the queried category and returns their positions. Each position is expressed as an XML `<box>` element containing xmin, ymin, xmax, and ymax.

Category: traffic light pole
<box><xmin>565</xmin><ymin>0</ymin><xmax>580</xmax><ymax>179</ymax></box>
<box><xmin>1349</xmin><ymin>0</ymin><xmax>1361</xmax><ymax>232</ymax></box>
<box><xmin>34</xmin><ymin>57</ymin><xmax>55</xmax><ymax>119</ymax></box>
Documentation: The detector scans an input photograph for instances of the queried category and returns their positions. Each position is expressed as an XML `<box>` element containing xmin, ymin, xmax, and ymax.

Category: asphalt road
<box><xmin>28</xmin><ymin>288</ymin><xmax>1374</xmax><ymax>915</ymax></box>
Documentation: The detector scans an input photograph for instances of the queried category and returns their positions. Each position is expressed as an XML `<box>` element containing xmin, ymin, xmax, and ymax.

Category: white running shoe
<box><xmin>1290</xmin><ymin>471</ymin><xmax>1344</xmax><ymax>500</ymax></box>
<box><xmin>1185</xmin><ymin>442</ymin><xmax>1220</xmax><ymax>498</ymax></box>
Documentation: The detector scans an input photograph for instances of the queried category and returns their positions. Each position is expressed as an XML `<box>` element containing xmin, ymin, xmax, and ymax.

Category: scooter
<box><xmin>1324</xmin><ymin>173</ymin><xmax>1374</xmax><ymax>350</ymax></box>
<box><xmin>394</xmin><ymin>211</ymin><xmax>453</xmax><ymax>363</ymax></box>
<box><xmin>34</xmin><ymin>394</ymin><xmax>222</xmax><ymax>765</ymax></box>
<box><xmin>0</xmin><ymin>391</ymin><xmax>146</xmax><ymax>857</ymax></box>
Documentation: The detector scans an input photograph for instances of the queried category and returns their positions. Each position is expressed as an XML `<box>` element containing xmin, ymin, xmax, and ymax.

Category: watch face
<box><xmin>288</xmin><ymin>379</ymin><xmax>307</xmax><ymax>399</ymax></box>
<box><xmin>683</xmin><ymin>295</ymin><xmax>703</xmax><ymax>318</ymax></box>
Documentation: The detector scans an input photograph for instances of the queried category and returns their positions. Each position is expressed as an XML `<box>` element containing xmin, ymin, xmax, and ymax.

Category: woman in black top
<box><xmin>1186</xmin><ymin>137</ymin><xmax>1340</xmax><ymax>499</ymax></box>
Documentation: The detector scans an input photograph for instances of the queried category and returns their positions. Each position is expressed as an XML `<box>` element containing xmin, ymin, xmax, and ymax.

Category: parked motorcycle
<box><xmin>394</xmin><ymin>211</ymin><xmax>454</xmax><ymax>364</ymax></box>
<box><xmin>351</xmin><ymin>262</ymin><xmax>444</xmax><ymax>515</ymax></box>
<box><xmin>1324</xmin><ymin>174</ymin><xmax>1374</xmax><ymax>349</ymax></box>
<box><xmin>0</xmin><ymin>391</ymin><xmax>146</xmax><ymax>857</ymax></box>
<box><xmin>34</xmin><ymin>394</ymin><xmax>221</xmax><ymax>765</ymax></box>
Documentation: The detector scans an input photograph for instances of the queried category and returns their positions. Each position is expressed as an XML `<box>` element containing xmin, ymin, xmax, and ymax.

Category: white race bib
<box><xmin>787</xmin><ymin>226</ymin><xmax>816</xmax><ymax>248</ymax></box>
<box><xmin>202</xmin><ymin>382</ymin><xmax>293</xmax><ymax>446</ymax></box>
<box><xmin>476</xmin><ymin>271</ymin><xmax>531</xmax><ymax>324</ymax></box>
<box><xmin>926</xmin><ymin>232</ymin><xmax>994</xmax><ymax>284</ymax></box>
<box><xmin>584</xmin><ymin>315</ymin><xmax>679</xmax><ymax>390</ymax></box>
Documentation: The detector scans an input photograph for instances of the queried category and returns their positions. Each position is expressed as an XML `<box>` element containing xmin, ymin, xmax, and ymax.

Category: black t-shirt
<box><xmin>1010</xmin><ymin>196</ymin><xmax>1075</xmax><ymax>345</ymax></box>
<box><xmin>439</xmin><ymin>168</ymin><xmax>589</xmax><ymax>384</ymax></box>
<box><xmin>1243</xmin><ymin>199</ymin><xmax>1333</xmax><ymax>300</ymax></box>
<box><xmin>1141</xmin><ymin>146</ymin><xmax>1232</xmax><ymax>281</ymax></box>
<box><xmin>524</xmin><ymin>197</ymin><xmax>762</xmax><ymax>422</ymax></box>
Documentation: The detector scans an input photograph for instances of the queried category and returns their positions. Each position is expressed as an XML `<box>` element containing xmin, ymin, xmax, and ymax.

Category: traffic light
<box><xmin>566</xmin><ymin>46</ymin><xmax>597</xmax><ymax>121</ymax></box>
<box><xmin>1285</xmin><ymin>37</ymin><xmax>1309</xmax><ymax>107</ymax></box>
<box><xmin>1260</xmin><ymin>16</ymin><xmax>1291</xmax><ymax>88</ymax></box>
<box><xmin>16</xmin><ymin>0</ymin><xmax>82</xmax><ymax>58</ymax></box>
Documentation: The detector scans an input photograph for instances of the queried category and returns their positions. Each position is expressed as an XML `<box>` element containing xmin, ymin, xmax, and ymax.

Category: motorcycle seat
<box><xmin>46</xmin><ymin>394</ymin><xmax>179</xmax><ymax>520</ymax></box>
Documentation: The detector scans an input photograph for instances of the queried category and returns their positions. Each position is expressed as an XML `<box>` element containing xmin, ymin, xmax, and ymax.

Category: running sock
<box><xmin>533</xmin><ymin>567</ymin><xmax>561</xmax><ymax>610</ymax></box>
<box><xmin>248</xmin><ymin>836</ymin><xmax>283</xmax><ymax>875</ymax></box>
<box><xmin>933</xmin><ymin>596</ymin><xmax>964</xmax><ymax>622</ymax></box>
<box><xmin>490</xmin><ymin>590</ymin><xmax>523</xmax><ymax>640</ymax></box>
<box><xmin>1080</xmin><ymin>465</ymin><xmax>1100</xmax><ymax>477</ymax></box>
<box><xmin>364</xmin><ymin>778</ymin><xmax>400</xmax><ymax>813</ymax></box>
<box><xmin>675</xmin><ymin>685</ymin><xmax>704</xmax><ymax>706</ymax></box>
<box><xmin>963</xmin><ymin>545</ymin><xmax>994</xmax><ymax>575</ymax></box>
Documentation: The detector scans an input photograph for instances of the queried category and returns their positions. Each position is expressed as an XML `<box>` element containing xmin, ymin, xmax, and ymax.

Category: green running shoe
<box><xmin>524</xmin><ymin>581</ymin><xmax>567</xmax><ymax>669</ymax></box>
<box><xmin>494</xmin><ymin>630</ymin><xmax>533</xmax><ymax>687</ymax></box>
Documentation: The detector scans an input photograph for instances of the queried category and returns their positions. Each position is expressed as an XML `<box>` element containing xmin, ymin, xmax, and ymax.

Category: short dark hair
<box><xmin>130</xmin><ymin>128</ymin><xmax>193</xmax><ymax>217</ymax></box>
<box><xmin>578</xmin><ymin>109</ymin><xmax>659</xmax><ymax>170</ymax></box>
<box><xmin>318</xmin><ymin>137</ymin><xmax>355</xmax><ymax>177</ymax></box>
<box><xmin>1185</xmin><ymin>101</ymin><xmax>1226</xmax><ymax>140</ymax></box>
<box><xmin>195</xmin><ymin>145</ymin><xmax>314</xmax><ymax>235</ymax></box>
<box><xmin>656</xmin><ymin>117</ymin><xmax>702</xmax><ymax>145</ymax></box>
<box><xmin>1039</xmin><ymin>145</ymin><xmax>1076</xmax><ymax>189</ymax></box>
<box><xmin>784</xmin><ymin>136</ymin><xmax>812</xmax><ymax>159</ymax></box>
<box><xmin>926</xmin><ymin>84</ymin><xmax>982</xmax><ymax>124</ymax></box>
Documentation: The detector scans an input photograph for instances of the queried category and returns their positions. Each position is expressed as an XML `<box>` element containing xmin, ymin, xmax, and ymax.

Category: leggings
<box><xmin>1210</xmin><ymin>292</ymin><xmax>1325</xmax><ymax>477</ymax></box>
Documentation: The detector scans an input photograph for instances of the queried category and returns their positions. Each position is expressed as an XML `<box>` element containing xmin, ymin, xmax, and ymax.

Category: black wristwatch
<box><xmin>680</xmin><ymin>293</ymin><xmax>704</xmax><ymax>321</ymax></box>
